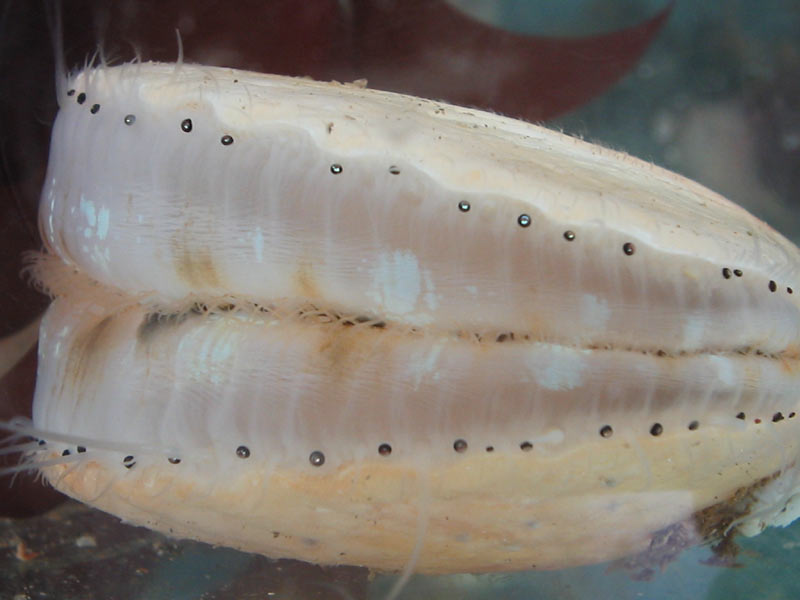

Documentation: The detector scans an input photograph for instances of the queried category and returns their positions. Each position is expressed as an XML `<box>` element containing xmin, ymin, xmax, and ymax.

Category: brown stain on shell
<box><xmin>62</xmin><ymin>315</ymin><xmax>115</xmax><ymax>399</ymax></box>
<box><xmin>780</xmin><ymin>354</ymin><xmax>800</xmax><ymax>375</ymax></box>
<box><xmin>291</xmin><ymin>263</ymin><xmax>385</xmax><ymax>379</ymax></box>
<box><xmin>779</xmin><ymin>343</ymin><xmax>800</xmax><ymax>373</ymax></box>
<box><xmin>313</xmin><ymin>320</ymin><xmax>385</xmax><ymax>383</ymax></box>
<box><xmin>173</xmin><ymin>246</ymin><xmax>221</xmax><ymax>288</ymax></box>
<box><xmin>293</xmin><ymin>262</ymin><xmax>321</xmax><ymax>300</ymax></box>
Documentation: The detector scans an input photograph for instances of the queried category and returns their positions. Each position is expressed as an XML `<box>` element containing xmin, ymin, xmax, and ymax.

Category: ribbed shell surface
<box><xmin>27</xmin><ymin>62</ymin><xmax>800</xmax><ymax>573</ymax></box>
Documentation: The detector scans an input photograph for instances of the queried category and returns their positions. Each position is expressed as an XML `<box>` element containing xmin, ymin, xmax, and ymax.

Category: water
<box><xmin>2</xmin><ymin>1</ymin><xmax>799</xmax><ymax>598</ymax></box>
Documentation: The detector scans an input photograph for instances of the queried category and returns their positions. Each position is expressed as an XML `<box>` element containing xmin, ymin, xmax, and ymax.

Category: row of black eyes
<box><xmin>51</xmin><ymin>409</ymin><xmax>796</xmax><ymax>469</ymax></box>
<box><xmin>67</xmin><ymin>89</ymin><xmax>237</xmax><ymax>145</ymax></box>
<box><xmin>70</xmin><ymin>88</ymin><xmax>595</xmax><ymax>250</ymax></box>
<box><xmin>68</xmin><ymin>89</ymin><xmax>101</xmax><ymax>114</ymax></box>
<box><xmin>720</xmin><ymin>266</ymin><xmax>792</xmax><ymax>295</ymax></box>
<box><xmin>70</xmin><ymin>88</ymin><xmax>796</xmax><ymax>294</ymax></box>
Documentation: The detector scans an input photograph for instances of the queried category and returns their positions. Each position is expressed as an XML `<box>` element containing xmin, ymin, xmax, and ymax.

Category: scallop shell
<box><xmin>22</xmin><ymin>62</ymin><xmax>800</xmax><ymax>574</ymax></box>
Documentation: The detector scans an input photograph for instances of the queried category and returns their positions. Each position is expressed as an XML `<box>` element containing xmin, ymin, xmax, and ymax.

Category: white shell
<box><xmin>27</xmin><ymin>62</ymin><xmax>800</xmax><ymax>574</ymax></box>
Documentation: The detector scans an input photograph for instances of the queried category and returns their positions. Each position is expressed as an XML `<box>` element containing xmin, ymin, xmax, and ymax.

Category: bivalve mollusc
<box><xmin>8</xmin><ymin>61</ymin><xmax>800</xmax><ymax>575</ymax></box>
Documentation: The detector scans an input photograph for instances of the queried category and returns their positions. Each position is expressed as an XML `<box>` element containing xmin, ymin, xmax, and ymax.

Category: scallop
<box><xmin>17</xmin><ymin>62</ymin><xmax>800</xmax><ymax>574</ymax></box>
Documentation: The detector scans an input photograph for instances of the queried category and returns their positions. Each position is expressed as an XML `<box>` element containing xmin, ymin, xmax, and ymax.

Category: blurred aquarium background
<box><xmin>1</xmin><ymin>0</ymin><xmax>799</xmax><ymax>598</ymax></box>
